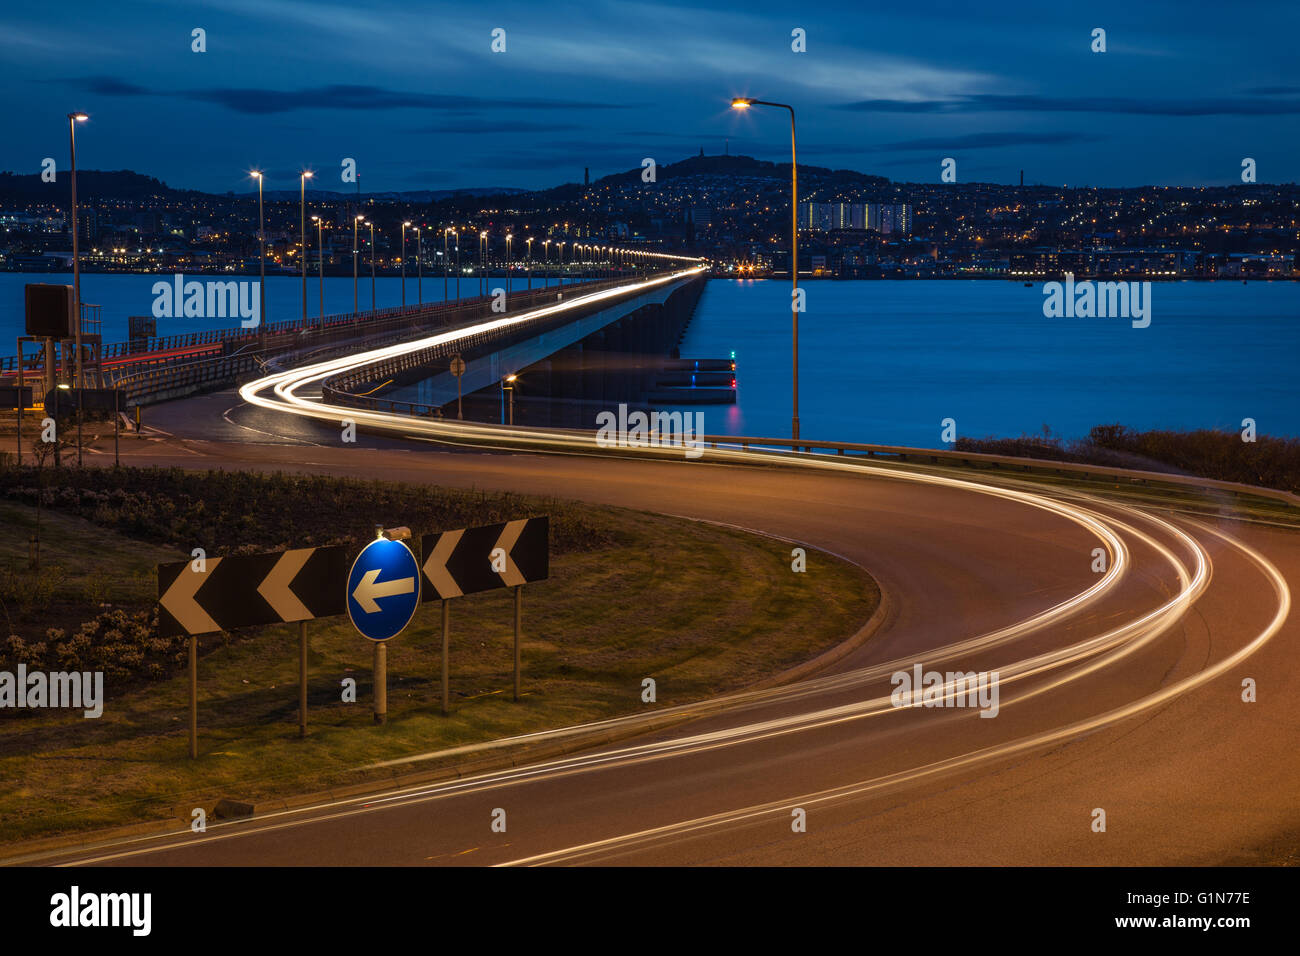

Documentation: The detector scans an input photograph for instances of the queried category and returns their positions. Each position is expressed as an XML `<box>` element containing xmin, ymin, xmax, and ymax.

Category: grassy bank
<box><xmin>0</xmin><ymin>467</ymin><xmax>878</xmax><ymax>845</ymax></box>
<box><xmin>956</xmin><ymin>424</ymin><xmax>1300</xmax><ymax>494</ymax></box>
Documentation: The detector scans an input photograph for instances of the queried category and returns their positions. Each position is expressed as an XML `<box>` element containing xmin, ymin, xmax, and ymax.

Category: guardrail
<box><xmin>0</xmin><ymin>273</ymin><xmax>621</xmax><ymax>374</ymax></box>
<box><xmin>101</xmin><ymin>270</ymin><xmax>677</xmax><ymax>406</ymax></box>
<box><xmin>321</xmin><ymin>383</ymin><xmax>1300</xmax><ymax>511</ymax></box>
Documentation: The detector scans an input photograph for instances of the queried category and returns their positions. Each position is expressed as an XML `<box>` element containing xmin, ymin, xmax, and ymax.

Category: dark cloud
<box><xmin>875</xmin><ymin>131</ymin><xmax>1096</xmax><ymax>151</ymax></box>
<box><xmin>835</xmin><ymin>93</ymin><xmax>1300</xmax><ymax>116</ymax></box>
<box><xmin>418</xmin><ymin>121</ymin><xmax>583</xmax><ymax>134</ymax></box>
<box><xmin>72</xmin><ymin>78</ymin><xmax>629</xmax><ymax>115</ymax></box>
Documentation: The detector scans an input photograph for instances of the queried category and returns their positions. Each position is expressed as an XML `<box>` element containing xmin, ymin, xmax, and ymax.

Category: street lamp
<box><xmin>368</xmin><ymin>220</ymin><xmax>376</xmax><ymax>311</ymax></box>
<box><xmin>732</xmin><ymin>96</ymin><xmax>800</xmax><ymax>443</ymax></box>
<box><xmin>311</xmin><ymin>216</ymin><xmax>325</xmax><ymax>325</ymax></box>
<box><xmin>67</xmin><ymin>111</ymin><xmax>88</xmax><ymax>467</ymax></box>
<box><xmin>558</xmin><ymin>241</ymin><xmax>566</xmax><ymax>285</ymax></box>
<box><xmin>526</xmin><ymin>236</ymin><xmax>534</xmax><ymax>291</ymax></box>
<box><xmin>502</xmin><ymin>373</ymin><xmax>517</xmax><ymax>426</ymax></box>
<box><xmin>479</xmin><ymin>230</ymin><xmax>488</xmax><ymax>298</ymax></box>
<box><xmin>299</xmin><ymin>170</ymin><xmax>313</xmax><ymax>324</ymax></box>
<box><xmin>454</xmin><ymin>229</ymin><xmax>460</xmax><ymax>301</ymax></box>
<box><xmin>352</xmin><ymin>214</ymin><xmax>364</xmax><ymax>313</ymax></box>
<box><xmin>250</xmin><ymin>170</ymin><xmax>266</xmax><ymax>329</ymax></box>
<box><xmin>401</xmin><ymin>221</ymin><xmax>411</xmax><ymax>310</ymax></box>
<box><xmin>505</xmin><ymin>233</ymin><xmax>513</xmax><ymax>297</ymax></box>
<box><xmin>415</xmin><ymin>226</ymin><xmax>423</xmax><ymax>306</ymax></box>
<box><xmin>443</xmin><ymin>227</ymin><xmax>453</xmax><ymax>303</ymax></box>
<box><xmin>542</xmin><ymin>239</ymin><xmax>551</xmax><ymax>289</ymax></box>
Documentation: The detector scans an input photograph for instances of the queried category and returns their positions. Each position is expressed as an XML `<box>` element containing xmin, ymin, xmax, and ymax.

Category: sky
<box><xmin>3</xmin><ymin>0</ymin><xmax>1298</xmax><ymax>195</ymax></box>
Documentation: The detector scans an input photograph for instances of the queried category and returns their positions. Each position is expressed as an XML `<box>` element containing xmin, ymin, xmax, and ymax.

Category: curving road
<box><xmin>31</xmin><ymin>273</ymin><xmax>1300</xmax><ymax>867</ymax></box>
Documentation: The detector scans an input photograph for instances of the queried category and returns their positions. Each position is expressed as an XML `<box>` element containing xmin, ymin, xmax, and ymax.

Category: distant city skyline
<box><xmin>3</xmin><ymin>0</ymin><xmax>1298</xmax><ymax>194</ymax></box>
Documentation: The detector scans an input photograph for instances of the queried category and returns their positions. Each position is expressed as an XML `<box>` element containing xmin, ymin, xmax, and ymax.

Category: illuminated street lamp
<box><xmin>67</xmin><ymin>111</ymin><xmax>88</xmax><ymax>466</ymax></box>
<box><xmin>352</xmin><ymin>214</ymin><xmax>364</xmax><ymax>313</ymax></box>
<box><xmin>368</xmin><ymin>220</ymin><xmax>376</xmax><ymax>311</ymax></box>
<box><xmin>542</xmin><ymin>239</ymin><xmax>551</xmax><ymax>289</ymax></box>
<box><xmin>443</xmin><ymin>227</ymin><xmax>454</xmax><ymax>303</ymax></box>
<box><xmin>415</xmin><ymin>226</ymin><xmax>423</xmax><ymax>306</ymax></box>
<box><xmin>250</xmin><ymin>170</ymin><xmax>266</xmax><ymax>328</ymax></box>
<box><xmin>401</xmin><ymin>221</ymin><xmax>411</xmax><ymax>310</ymax></box>
<box><xmin>505</xmin><ymin>233</ymin><xmax>513</xmax><ymax>296</ymax></box>
<box><xmin>311</xmin><ymin>215</ymin><xmax>324</xmax><ymax>324</ymax></box>
<box><xmin>502</xmin><ymin>373</ymin><xmax>517</xmax><ymax>426</ymax></box>
<box><xmin>526</xmin><ymin>236</ymin><xmax>534</xmax><ymax>291</ymax></box>
<box><xmin>299</xmin><ymin>170</ymin><xmax>313</xmax><ymax>324</ymax></box>
<box><xmin>479</xmin><ymin>230</ymin><xmax>488</xmax><ymax>298</ymax></box>
<box><xmin>732</xmin><ymin>96</ymin><xmax>800</xmax><ymax>442</ymax></box>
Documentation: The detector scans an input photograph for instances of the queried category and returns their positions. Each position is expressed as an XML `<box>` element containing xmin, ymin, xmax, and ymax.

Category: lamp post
<box><xmin>352</xmin><ymin>215</ymin><xmax>364</xmax><ymax>313</ymax></box>
<box><xmin>526</xmin><ymin>236</ymin><xmax>533</xmax><ymax>291</ymax></box>
<box><xmin>479</xmin><ymin>230</ymin><xmax>488</xmax><ymax>298</ymax></box>
<box><xmin>505</xmin><ymin>233</ymin><xmax>513</xmax><ymax>297</ymax></box>
<box><xmin>558</xmin><ymin>241</ymin><xmax>565</xmax><ymax>286</ymax></box>
<box><xmin>454</xmin><ymin>230</ymin><xmax>460</xmax><ymax>301</ymax></box>
<box><xmin>368</xmin><ymin>220</ymin><xmax>376</xmax><ymax>311</ymax></box>
<box><xmin>443</xmin><ymin>227</ymin><xmax>452</xmax><ymax>303</ymax></box>
<box><xmin>250</xmin><ymin>170</ymin><xmax>265</xmax><ymax>330</ymax></box>
<box><xmin>401</xmin><ymin>221</ymin><xmax>410</xmax><ymax>310</ymax></box>
<box><xmin>299</xmin><ymin>170</ymin><xmax>313</xmax><ymax>324</ymax></box>
<box><xmin>542</xmin><ymin>239</ymin><xmax>551</xmax><ymax>289</ymax></box>
<box><xmin>415</xmin><ymin>226</ymin><xmax>423</xmax><ymax>306</ymax></box>
<box><xmin>732</xmin><ymin>96</ymin><xmax>800</xmax><ymax>443</ymax></box>
<box><xmin>67</xmin><ymin>111</ymin><xmax>88</xmax><ymax>466</ymax></box>
<box><xmin>311</xmin><ymin>215</ymin><xmax>324</xmax><ymax>325</ymax></box>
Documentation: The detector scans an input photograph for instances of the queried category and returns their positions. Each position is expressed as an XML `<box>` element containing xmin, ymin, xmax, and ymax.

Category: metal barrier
<box><xmin>103</xmin><ymin>271</ymin><xmax>671</xmax><ymax>406</ymax></box>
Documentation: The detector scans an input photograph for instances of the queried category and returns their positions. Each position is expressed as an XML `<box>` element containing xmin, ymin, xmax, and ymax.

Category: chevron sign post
<box><xmin>157</xmin><ymin>546</ymin><xmax>348</xmax><ymax>756</ymax></box>
<box><xmin>158</xmin><ymin>547</ymin><xmax>348</xmax><ymax>637</ymax></box>
<box><xmin>420</xmin><ymin>517</ymin><xmax>549</xmax><ymax>711</ymax></box>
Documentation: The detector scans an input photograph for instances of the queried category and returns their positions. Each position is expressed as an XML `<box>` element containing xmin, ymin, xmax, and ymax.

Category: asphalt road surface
<box><xmin>27</xmin><ymin>389</ymin><xmax>1300</xmax><ymax>866</ymax></box>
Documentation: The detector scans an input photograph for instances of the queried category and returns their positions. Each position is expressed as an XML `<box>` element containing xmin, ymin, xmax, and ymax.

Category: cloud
<box><xmin>71</xmin><ymin>78</ymin><xmax>629</xmax><ymax>114</ymax></box>
<box><xmin>835</xmin><ymin>93</ymin><xmax>1300</xmax><ymax>116</ymax></box>
<box><xmin>876</xmin><ymin>131</ymin><xmax>1096</xmax><ymax>151</ymax></box>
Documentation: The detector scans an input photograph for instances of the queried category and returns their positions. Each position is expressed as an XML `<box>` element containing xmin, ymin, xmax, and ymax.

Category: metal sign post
<box><xmin>298</xmin><ymin>621</ymin><xmax>308</xmax><ymax>737</ymax></box>
<box><xmin>346</xmin><ymin>530</ymin><xmax>421</xmax><ymax>724</ymax></box>
<box><xmin>441</xmin><ymin>598</ymin><xmax>450</xmax><ymax>715</ymax></box>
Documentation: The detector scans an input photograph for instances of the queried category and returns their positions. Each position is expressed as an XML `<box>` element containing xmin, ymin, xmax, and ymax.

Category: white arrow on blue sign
<box><xmin>346</xmin><ymin>537</ymin><xmax>421</xmax><ymax>641</ymax></box>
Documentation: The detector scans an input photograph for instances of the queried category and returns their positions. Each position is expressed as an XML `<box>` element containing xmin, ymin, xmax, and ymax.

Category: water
<box><xmin>0</xmin><ymin>271</ymin><xmax>586</xmax><ymax>344</ymax></box>
<box><xmin>5</xmin><ymin>273</ymin><xmax>1293</xmax><ymax>447</ymax></box>
<box><xmin>663</xmin><ymin>279</ymin><xmax>1299</xmax><ymax>447</ymax></box>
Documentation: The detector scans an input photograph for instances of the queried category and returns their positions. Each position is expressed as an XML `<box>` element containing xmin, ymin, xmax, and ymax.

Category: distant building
<box><xmin>798</xmin><ymin>202</ymin><xmax>912</xmax><ymax>235</ymax></box>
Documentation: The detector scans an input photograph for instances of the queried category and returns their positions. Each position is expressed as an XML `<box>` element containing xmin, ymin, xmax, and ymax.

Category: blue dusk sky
<box><xmin>2</xmin><ymin>0</ymin><xmax>1297</xmax><ymax>194</ymax></box>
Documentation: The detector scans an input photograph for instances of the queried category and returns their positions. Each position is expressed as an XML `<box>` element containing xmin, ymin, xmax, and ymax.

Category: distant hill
<box><xmin>0</xmin><ymin>169</ymin><xmax>192</xmax><ymax>204</ymax></box>
<box><xmin>0</xmin><ymin>153</ymin><xmax>891</xmax><ymax>207</ymax></box>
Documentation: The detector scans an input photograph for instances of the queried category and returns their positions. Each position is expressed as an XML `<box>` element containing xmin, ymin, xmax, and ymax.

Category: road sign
<box><xmin>421</xmin><ymin>517</ymin><xmax>549</xmax><ymax>601</ymax></box>
<box><xmin>44</xmin><ymin>388</ymin><xmax>127</xmax><ymax>414</ymax></box>
<box><xmin>450</xmin><ymin>355</ymin><xmax>466</xmax><ymax>377</ymax></box>
<box><xmin>0</xmin><ymin>386</ymin><xmax>33</xmax><ymax>410</ymax></box>
<box><xmin>347</xmin><ymin>537</ymin><xmax>421</xmax><ymax>641</ymax></box>
<box><xmin>157</xmin><ymin>546</ymin><xmax>348</xmax><ymax>637</ymax></box>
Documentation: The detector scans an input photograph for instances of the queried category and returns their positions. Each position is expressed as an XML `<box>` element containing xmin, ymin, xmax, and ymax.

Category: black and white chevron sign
<box><xmin>420</xmin><ymin>517</ymin><xmax>549</xmax><ymax>600</ymax></box>
<box><xmin>158</xmin><ymin>546</ymin><xmax>349</xmax><ymax>637</ymax></box>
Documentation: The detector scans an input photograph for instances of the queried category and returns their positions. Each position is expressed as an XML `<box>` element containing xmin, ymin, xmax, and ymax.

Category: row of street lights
<box><xmin>246</xmin><ymin>175</ymin><xmax>695</xmax><ymax>324</ymax></box>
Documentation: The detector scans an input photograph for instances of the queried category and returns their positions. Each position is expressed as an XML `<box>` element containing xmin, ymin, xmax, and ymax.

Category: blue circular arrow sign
<box><xmin>347</xmin><ymin>538</ymin><xmax>421</xmax><ymax>642</ymax></box>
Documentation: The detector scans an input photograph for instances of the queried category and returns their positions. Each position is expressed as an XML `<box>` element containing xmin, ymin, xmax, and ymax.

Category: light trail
<box><xmin>46</xmin><ymin>266</ymin><xmax>1284</xmax><ymax>868</ymax></box>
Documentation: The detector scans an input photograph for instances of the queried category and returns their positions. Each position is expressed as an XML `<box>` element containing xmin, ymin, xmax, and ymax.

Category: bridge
<box><xmin>1</xmin><ymin>255</ymin><xmax>710</xmax><ymax>427</ymax></box>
